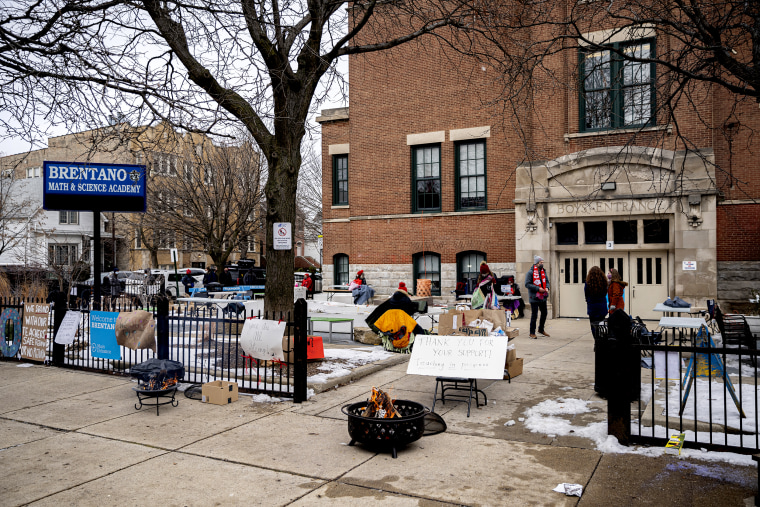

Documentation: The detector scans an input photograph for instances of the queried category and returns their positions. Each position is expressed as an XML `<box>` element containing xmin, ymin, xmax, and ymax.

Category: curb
<box><xmin>308</xmin><ymin>353</ymin><xmax>410</xmax><ymax>394</ymax></box>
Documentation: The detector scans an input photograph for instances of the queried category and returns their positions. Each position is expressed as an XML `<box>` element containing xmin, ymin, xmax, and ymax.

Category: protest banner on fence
<box><xmin>55</xmin><ymin>311</ymin><xmax>82</xmax><ymax>346</ymax></box>
<box><xmin>239</xmin><ymin>318</ymin><xmax>286</xmax><ymax>361</ymax></box>
<box><xmin>20</xmin><ymin>303</ymin><xmax>50</xmax><ymax>361</ymax></box>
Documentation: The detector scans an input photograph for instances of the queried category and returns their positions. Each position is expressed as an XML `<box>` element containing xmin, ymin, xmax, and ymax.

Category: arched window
<box><xmin>333</xmin><ymin>254</ymin><xmax>349</xmax><ymax>286</ymax></box>
<box><xmin>412</xmin><ymin>252</ymin><xmax>441</xmax><ymax>296</ymax></box>
<box><xmin>457</xmin><ymin>251</ymin><xmax>486</xmax><ymax>291</ymax></box>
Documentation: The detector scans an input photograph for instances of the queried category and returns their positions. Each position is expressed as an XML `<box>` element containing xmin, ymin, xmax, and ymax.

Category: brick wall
<box><xmin>717</xmin><ymin>204</ymin><xmax>760</xmax><ymax>261</ymax></box>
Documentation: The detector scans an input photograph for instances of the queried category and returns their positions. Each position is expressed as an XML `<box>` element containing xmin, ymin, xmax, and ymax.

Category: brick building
<box><xmin>318</xmin><ymin>14</ymin><xmax>760</xmax><ymax>318</ymax></box>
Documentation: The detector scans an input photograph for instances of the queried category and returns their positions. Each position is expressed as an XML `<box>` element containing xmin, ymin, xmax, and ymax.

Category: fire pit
<box><xmin>129</xmin><ymin>359</ymin><xmax>185</xmax><ymax>416</ymax></box>
<box><xmin>341</xmin><ymin>399</ymin><xmax>428</xmax><ymax>458</ymax></box>
<box><xmin>133</xmin><ymin>381</ymin><xmax>178</xmax><ymax>416</ymax></box>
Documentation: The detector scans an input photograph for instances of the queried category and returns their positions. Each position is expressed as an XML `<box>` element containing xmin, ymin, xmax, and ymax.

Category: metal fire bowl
<box><xmin>132</xmin><ymin>384</ymin><xmax>178</xmax><ymax>397</ymax></box>
<box><xmin>341</xmin><ymin>400</ymin><xmax>428</xmax><ymax>454</ymax></box>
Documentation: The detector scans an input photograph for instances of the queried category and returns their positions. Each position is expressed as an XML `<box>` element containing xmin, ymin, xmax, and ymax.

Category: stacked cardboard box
<box><xmin>504</xmin><ymin>332</ymin><xmax>523</xmax><ymax>379</ymax></box>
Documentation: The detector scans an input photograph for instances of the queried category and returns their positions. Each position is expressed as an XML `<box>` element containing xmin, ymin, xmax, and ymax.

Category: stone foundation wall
<box><xmin>718</xmin><ymin>261</ymin><xmax>760</xmax><ymax>312</ymax></box>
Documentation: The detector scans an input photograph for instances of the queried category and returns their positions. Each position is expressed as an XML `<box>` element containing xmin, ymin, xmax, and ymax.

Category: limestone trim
<box><xmin>330</xmin><ymin>205</ymin><xmax>350</xmax><ymax>210</ymax></box>
<box><xmin>579</xmin><ymin>24</ymin><xmax>656</xmax><ymax>46</ymax></box>
<box><xmin>449</xmin><ymin>126</ymin><xmax>491</xmax><ymax>141</ymax></box>
<box><xmin>315</xmin><ymin>107</ymin><xmax>349</xmax><ymax>123</ymax></box>
<box><xmin>719</xmin><ymin>200</ymin><xmax>759</xmax><ymax>205</ymax></box>
<box><xmin>564</xmin><ymin>124</ymin><xmax>672</xmax><ymax>142</ymax></box>
<box><xmin>328</xmin><ymin>144</ymin><xmax>350</xmax><ymax>155</ymax></box>
<box><xmin>406</xmin><ymin>131</ymin><xmax>445</xmax><ymax>146</ymax></box>
<box><xmin>323</xmin><ymin>208</ymin><xmax>515</xmax><ymax>223</ymax></box>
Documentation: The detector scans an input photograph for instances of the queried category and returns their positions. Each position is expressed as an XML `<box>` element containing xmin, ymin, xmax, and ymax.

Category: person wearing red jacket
<box><xmin>607</xmin><ymin>268</ymin><xmax>628</xmax><ymax>314</ymax></box>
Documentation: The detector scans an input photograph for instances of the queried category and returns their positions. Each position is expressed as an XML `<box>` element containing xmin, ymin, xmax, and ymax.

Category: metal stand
<box><xmin>133</xmin><ymin>386</ymin><xmax>178</xmax><ymax>416</ymax></box>
<box><xmin>432</xmin><ymin>377</ymin><xmax>487</xmax><ymax>417</ymax></box>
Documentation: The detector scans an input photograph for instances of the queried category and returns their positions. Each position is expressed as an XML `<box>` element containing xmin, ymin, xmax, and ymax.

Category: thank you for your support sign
<box><xmin>43</xmin><ymin>161</ymin><xmax>146</xmax><ymax>212</ymax></box>
<box><xmin>407</xmin><ymin>334</ymin><xmax>508</xmax><ymax>379</ymax></box>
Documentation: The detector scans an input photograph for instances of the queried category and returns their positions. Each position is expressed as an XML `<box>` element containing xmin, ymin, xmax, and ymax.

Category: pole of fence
<box><xmin>293</xmin><ymin>298</ymin><xmax>308</xmax><ymax>403</ymax></box>
<box><xmin>156</xmin><ymin>294</ymin><xmax>169</xmax><ymax>360</ymax></box>
<box><xmin>51</xmin><ymin>292</ymin><xmax>67</xmax><ymax>366</ymax></box>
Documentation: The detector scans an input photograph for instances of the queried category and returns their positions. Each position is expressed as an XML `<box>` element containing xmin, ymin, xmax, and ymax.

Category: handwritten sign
<box><xmin>90</xmin><ymin>311</ymin><xmax>121</xmax><ymax>360</ymax></box>
<box><xmin>240</xmin><ymin>318</ymin><xmax>286</xmax><ymax>361</ymax></box>
<box><xmin>20</xmin><ymin>303</ymin><xmax>50</xmax><ymax>362</ymax></box>
<box><xmin>54</xmin><ymin>311</ymin><xmax>82</xmax><ymax>345</ymax></box>
<box><xmin>407</xmin><ymin>334</ymin><xmax>508</xmax><ymax>379</ymax></box>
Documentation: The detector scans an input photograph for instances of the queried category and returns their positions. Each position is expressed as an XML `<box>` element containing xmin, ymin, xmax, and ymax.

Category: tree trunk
<box><xmin>263</xmin><ymin>140</ymin><xmax>301</xmax><ymax>315</ymax></box>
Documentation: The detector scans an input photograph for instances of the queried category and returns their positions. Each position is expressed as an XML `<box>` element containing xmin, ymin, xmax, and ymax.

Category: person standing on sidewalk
<box><xmin>525</xmin><ymin>255</ymin><xmax>550</xmax><ymax>339</ymax></box>
<box><xmin>607</xmin><ymin>268</ymin><xmax>628</xmax><ymax>314</ymax></box>
<box><xmin>584</xmin><ymin>266</ymin><xmax>608</xmax><ymax>330</ymax></box>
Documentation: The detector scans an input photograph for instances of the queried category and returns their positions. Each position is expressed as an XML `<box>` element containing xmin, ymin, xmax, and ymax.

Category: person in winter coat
<box><xmin>243</xmin><ymin>269</ymin><xmax>255</xmax><ymax>285</ymax></box>
<box><xmin>203</xmin><ymin>266</ymin><xmax>218</xmax><ymax>285</ymax></box>
<box><xmin>473</xmin><ymin>261</ymin><xmax>499</xmax><ymax>310</ymax></box>
<box><xmin>607</xmin><ymin>268</ymin><xmax>628</xmax><ymax>314</ymax></box>
<box><xmin>220</xmin><ymin>267</ymin><xmax>233</xmax><ymax>287</ymax></box>
<box><xmin>525</xmin><ymin>255</ymin><xmax>550</xmax><ymax>339</ymax></box>
<box><xmin>301</xmin><ymin>273</ymin><xmax>313</xmax><ymax>291</ymax></box>
<box><xmin>109</xmin><ymin>268</ymin><xmax>121</xmax><ymax>308</ymax></box>
<box><xmin>584</xmin><ymin>266</ymin><xmax>608</xmax><ymax>329</ymax></box>
<box><xmin>181</xmin><ymin>269</ymin><xmax>195</xmax><ymax>295</ymax></box>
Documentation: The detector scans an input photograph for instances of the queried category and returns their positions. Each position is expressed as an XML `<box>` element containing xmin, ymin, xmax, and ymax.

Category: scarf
<box><xmin>532</xmin><ymin>264</ymin><xmax>547</xmax><ymax>294</ymax></box>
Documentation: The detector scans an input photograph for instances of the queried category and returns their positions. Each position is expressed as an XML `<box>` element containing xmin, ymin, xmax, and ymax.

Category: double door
<box><xmin>558</xmin><ymin>251</ymin><xmax>668</xmax><ymax>320</ymax></box>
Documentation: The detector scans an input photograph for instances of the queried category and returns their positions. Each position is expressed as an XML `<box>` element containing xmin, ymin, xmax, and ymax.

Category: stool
<box><xmin>432</xmin><ymin>377</ymin><xmax>487</xmax><ymax>417</ymax></box>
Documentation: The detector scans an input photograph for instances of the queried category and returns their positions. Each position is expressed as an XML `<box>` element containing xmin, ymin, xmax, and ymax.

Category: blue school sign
<box><xmin>90</xmin><ymin>311</ymin><xmax>121</xmax><ymax>360</ymax></box>
<box><xmin>43</xmin><ymin>161</ymin><xmax>146</xmax><ymax>212</ymax></box>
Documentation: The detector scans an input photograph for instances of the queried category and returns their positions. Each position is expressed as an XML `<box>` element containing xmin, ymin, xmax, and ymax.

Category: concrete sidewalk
<box><xmin>0</xmin><ymin>318</ymin><xmax>756</xmax><ymax>506</ymax></box>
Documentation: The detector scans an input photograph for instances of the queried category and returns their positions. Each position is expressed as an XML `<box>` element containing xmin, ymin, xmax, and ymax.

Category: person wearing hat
<box><xmin>473</xmin><ymin>261</ymin><xmax>499</xmax><ymax>309</ymax></box>
<box><xmin>525</xmin><ymin>255</ymin><xmax>550</xmax><ymax>338</ymax></box>
<box><xmin>181</xmin><ymin>269</ymin><xmax>195</xmax><ymax>296</ymax></box>
<box><xmin>349</xmin><ymin>269</ymin><xmax>374</xmax><ymax>304</ymax></box>
<box><xmin>395</xmin><ymin>281</ymin><xmax>410</xmax><ymax>297</ymax></box>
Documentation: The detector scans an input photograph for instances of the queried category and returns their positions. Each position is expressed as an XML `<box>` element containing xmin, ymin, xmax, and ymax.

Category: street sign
<box><xmin>273</xmin><ymin>222</ymin><xmax>292</xmax><ymax>250</ymax></box>
<box><xmin>170</xmin><ymin>248</ymin><xmax>178</xmax><ymax>262</ymax></box>
<box><xmin>317</xmin><ymin>236</ymin><xmax>323</xmax><ymax>250</ymax></box>
<box><xmin>43</xmin><ymin>161</ymin><xmax>146</xmax><ymax>212</ymax></box>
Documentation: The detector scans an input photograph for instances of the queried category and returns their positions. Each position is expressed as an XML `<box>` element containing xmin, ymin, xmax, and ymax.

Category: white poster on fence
<box><xmin>239</xmin><ymin>318</ymin><xmax>287</xmax><ymax>361</ymax></box>
<box><xmin>54</xmin><ymin>311</ymin><xmax>82</xmax><ymax>345</ymax></box>
<box><xmin>654</xmin><ymin>351</ymin><xmax>683</xmax><ymax>380</ymax></box>
<box><xmin>407</xmin><ymin>334</ymin><xmax>508</xmax><ymax>379</ymax></box>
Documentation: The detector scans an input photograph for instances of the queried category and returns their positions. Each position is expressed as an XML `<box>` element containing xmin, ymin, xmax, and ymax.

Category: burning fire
<box><xmin>361</xmin><ymin>387</ymin><xmax>400</xmax><ymax>418</ymax></box>
<box><xmin>144</xmin><ymin>375</ymin><xmax>178</xmax><ymax>391</ymax></box>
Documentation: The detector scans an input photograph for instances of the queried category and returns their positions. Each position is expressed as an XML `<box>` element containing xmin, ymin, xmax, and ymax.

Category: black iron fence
<box><xmin>598</xmin><ymin>318</ymin><xmax>760</xmax><ymax>454</ymax></box>
<box><xmin>0</xmin><ymin>295</ymin><xmax>308</xmax><ymax>401</ymax></box>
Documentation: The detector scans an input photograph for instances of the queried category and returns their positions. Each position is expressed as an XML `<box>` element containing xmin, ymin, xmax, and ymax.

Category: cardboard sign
<box><xmin>407</xmin><ymin>334</ymin><xmax>508</xmax><ymax>379</ymax></box>
<box><xmin>654</xmin><ymin>351</ymin><xmax>682</xmax><ymax>380</ymax></box>
<box><xmin>54</xmin><ymin>310</ymin><xmax>82</xmax><ymax>345</ymax></box>
<box><xmin>454</xmin><ymin>327</ymin><xmax>488</xmax><ymax>336</ymax></box>
<box><xmin>90</xmin><ymin>311</ymin><xmax>121</xmax><ymax>360</ymax></box>
<box><xmin>20</xmin><ymin>303</ymin><xmax>50</xmax><ymax>362</ymax></box>
<box><xmin>240</xmin><ymin>318</ymin><xmax>286</xmax><ymax>361</ymax></box>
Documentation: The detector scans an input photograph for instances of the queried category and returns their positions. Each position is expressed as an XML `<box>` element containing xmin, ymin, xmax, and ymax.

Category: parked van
<box><xmin>151</xmin><ymin>268</ymin><xmax>205</xmax><ymax>298</ymax></box>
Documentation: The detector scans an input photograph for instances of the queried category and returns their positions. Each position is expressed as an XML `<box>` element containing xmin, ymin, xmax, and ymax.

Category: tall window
<box><xmin>49</xmin><ymin>244</ymin><xmax>78</xmax><ymax>266</ymax></box>
<box><xmin>580</xmin><ymin>40</ymin><xmax>655</xmax><ymax>131</ymax></box>
<box><xmin>334</xmin><ymin>254</ymin><xmax>349</xmax><ymax>286</ymax></box>
<box><xmin>135</xmin><ymin>228</ymin><xmax>142</xmax><ymax>249</ymax></box>
<box><xmin>456</xmin><ymin>141</ymin><xmax>486</xmax><ymax>210</ymax></box>
<box><xmin>59</xmin><ymin>211</ymin><xmax>78</xmax><ymax>225</ymax></box>
<box><xmin>412</xmin><ymin>144</ymin><xmax>441</xmax><ymax>212</ymax></box>
<box><xmin>457</xmin><ymin>251</ymin><xmax>485</xmax><ymax>287</ymax></box>
<box><xmin>413</xmin><ymin>252</ymin><xmax>441</xmax><ymax>296</ymax></box>
<box><xmin>332</xmin><ymin>155</ymin><xmax>348</xmax><ymax>205</ymax></box>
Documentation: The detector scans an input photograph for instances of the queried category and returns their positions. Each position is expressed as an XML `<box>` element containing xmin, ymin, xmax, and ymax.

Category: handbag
<box><xmin>470</xmin><ymin>288</ymin><xmax>486</xmax><ymax>309</ymax></box>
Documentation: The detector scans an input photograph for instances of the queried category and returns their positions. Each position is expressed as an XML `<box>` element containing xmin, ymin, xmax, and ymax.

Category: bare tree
<box><xmin>0</xmin><ymin>0</ymin><xmax>476</xmax><ymax>312</ymax></box>
<box><xmin>0</xmin><ymin>172</ymin><xmax>40</xmax><ymax>259</ymax></box>
<box><xmin>297</xmin><ymin>142</ymin><xmax>323</xmax><ymax>243</ymax></box>
<box><xmin>128</xmin><ymin>135</ymin><xmax>265</xmax><ymax>269</ymax></box>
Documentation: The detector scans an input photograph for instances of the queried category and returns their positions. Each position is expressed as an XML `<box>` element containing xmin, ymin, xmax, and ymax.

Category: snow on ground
<box><xmin>523</xmin><ymin>397</ymin><xmax>757</xmax><ymax>466</ymax></box>
<box><xmin>307</xmin><ymin>346</ymin><xmax>393</xmax><ymax>384</ymax></box>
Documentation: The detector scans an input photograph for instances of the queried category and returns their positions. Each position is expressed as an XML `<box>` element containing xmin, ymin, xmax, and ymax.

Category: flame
<box><xmin>145</xmin><ymin>375</ymin><xmax>178</xmax><ymax>391</ymax></box>
<box><xmin>362</xmin><ymin>387</ymin><xmax>399</xmax><ymax>418</ymax></box>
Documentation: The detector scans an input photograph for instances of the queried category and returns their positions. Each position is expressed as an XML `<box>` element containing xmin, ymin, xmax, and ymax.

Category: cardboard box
<box><xmin>504</xmin><ymin>358</ymin><xmax>523</xmax><ymax>380</ymax></box>
<box><xmin>202</xmin><ymin>380</ymin><xmax>239</xmax><ymax>405</ymax></box>
<box><xmin>505</xmin><ymin>327</ymin><xmax>519</xmax><ymax>339</ymax></box>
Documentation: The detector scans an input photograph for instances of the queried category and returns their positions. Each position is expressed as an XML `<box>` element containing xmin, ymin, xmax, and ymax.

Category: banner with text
<box><xmin>90</xmin><ymin>311</ymin><xmax>121</xmax><ymax>360</ymax></box>
<box><xmin>239</xmin><ymin>318</ymin><xmax>286</xmax><ymax>361</ymax></box>
<box><xmin>407</xmin><ymin>334</ymin><xmax>508</xmax><ymax>379</ymax></box>
<box><xmin>54</xmin><ymin>311</ymin><xmax>83</xmax><ymax>346</ymax></box>
<box><xmin>20</xmin><ymin>303</ymin><xmax>50</xmax><ymax>362</ymax></box>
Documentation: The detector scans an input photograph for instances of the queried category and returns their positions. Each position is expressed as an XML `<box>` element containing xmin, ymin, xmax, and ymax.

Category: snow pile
<box><xmin>308</xmin><ymin>347</ymin><xmax>393</xmax><ymax>384</ymax></box>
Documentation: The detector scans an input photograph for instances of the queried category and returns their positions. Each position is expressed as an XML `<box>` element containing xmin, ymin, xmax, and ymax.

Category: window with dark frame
<box><xmin>580</xmin><ymin>40</ymin><xmax>655</xmax><ymax>132</ymax></box>
<box><xmin>455</xmin><ymin>140</ymin><xmax>486</xmax><ymax>210</ymax></box>
<box><xmin>412</xmin><ymin>144</ymin><xmax>441</xmax><ymax>212</ymax></box>
<box><xmin>613</xmin><ymin>220</ymin><xmax>638</xmax><ymax>244</ymax></box>
<box><xmin>334</xmin><ymin>254</ymin><xmax>349</xmax><ymax>286</ymax></box>
<box><xmin>643</xmin><ymin>219</ymin><xmax>669</xmax><ymax>243</ymax></box>
<box><xmin>457</xmin><ymin>251</ymin><xmax>486</xmax><ymax>288</ymax></box>
<box><xmin>59</xmin><ymin>211</ymin><xmax>78</xmax><ymax>225</ymax></box>
<box><xmin>556</xmin><ymin>222</ymin><xmax>579</xmax><ymax>245</ymax></box>
<box><xmin>332</xmin><ymin>155</ymin><xmax>348</xmax><ymax>205</ymax></box>
<box><xmin>584</xmin><ymin>221</ymin><xmax>607</xmax><ymax>244</ymax></box>
<box><xmin>413</xmin><ymin>252</ymin><xmax>441</xmax><ymax>296</ymax></box>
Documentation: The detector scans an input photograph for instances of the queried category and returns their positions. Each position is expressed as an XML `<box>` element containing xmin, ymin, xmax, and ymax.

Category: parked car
<box><xmin>151</xmin><ymin>268</ymin><xmax>205</xmax><ymax>298</ymax></box>
<box><xmin>83</xmin><ymin>270</ymin><xmax>133</xmax><ymax>292</ymax></box>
